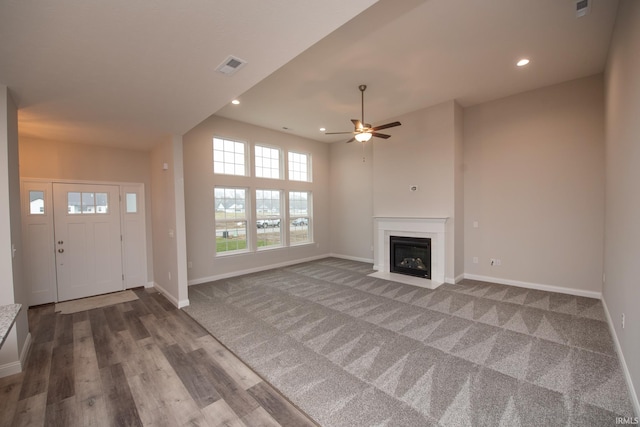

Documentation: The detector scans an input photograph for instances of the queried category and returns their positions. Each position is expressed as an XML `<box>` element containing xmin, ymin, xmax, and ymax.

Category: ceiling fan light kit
<box><xmin>326</xmin><ymin>84</ymin><xmax>401</xmax><ymax>143</ymax></box>
<box><xmin>355</xmin><ymin>132</ymin><xmax>372</xmax><ymax>142</ymax></box>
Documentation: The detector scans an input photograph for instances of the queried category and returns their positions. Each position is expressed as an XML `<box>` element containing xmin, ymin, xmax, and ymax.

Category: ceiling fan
<box><xmin>326</xmin><ymin>84</ymin><xmax>401</xmax><ymax>143</ymax></box>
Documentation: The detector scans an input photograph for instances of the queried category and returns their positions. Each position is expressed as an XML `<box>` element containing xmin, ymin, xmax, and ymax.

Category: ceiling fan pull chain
<box><xmin>362</xmin><ymin>140</ymin><xmax>366</xmax><ymax>163</ymax></box>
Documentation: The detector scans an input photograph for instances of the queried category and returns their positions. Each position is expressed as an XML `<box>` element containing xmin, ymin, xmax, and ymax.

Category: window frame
<box><xmin>213</xmin><ymin>136</ymin><xmax>249</xmax><ymax>177</ymax></box>
<box><xmin>288</xmin><ymin>190</ymin><xmax>312</xmax><ymax>245</ymax></box>
<box><xmin>254</xmin><ymin>144</ymin><xmax>283</xmax><ymax>180</ymax></box>
<box><xmin>255</xmin><ymin>189</ymin><xmax>284</xmax><ymax>250</ymax></box>
<box><xmin>287</xmin><ymin>151</ymin><xmax>312</xmax><ymax>182</ymax></box>
<box><xmin>214</xmin><ymin>186</ymin><xmax>250</xmax><ymax>255</ymax></box>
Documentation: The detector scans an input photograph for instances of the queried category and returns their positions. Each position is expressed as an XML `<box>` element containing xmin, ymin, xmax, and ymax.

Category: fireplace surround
<box><xmin>370</xmin><ymin>217</ymin><xmax>447</xmax><ymax>289</ymax></box>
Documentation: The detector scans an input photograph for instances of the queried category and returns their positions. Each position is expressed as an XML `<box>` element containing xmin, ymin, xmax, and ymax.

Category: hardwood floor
<box><xmin>0</xmin><ymin>288</ymin><xmax>317</xmax><ymax>427</ymax></box>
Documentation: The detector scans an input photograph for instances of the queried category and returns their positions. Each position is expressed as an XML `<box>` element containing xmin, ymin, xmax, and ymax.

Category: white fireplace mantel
<box><xmin>370</xmin><ymin>217</ymin><xmax>448</xmax><ymax>289</ymax></box>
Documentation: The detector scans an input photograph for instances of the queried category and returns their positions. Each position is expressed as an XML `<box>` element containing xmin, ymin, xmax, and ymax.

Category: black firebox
<box><xmin>390</xmin><ymin>236</ymin><xmax>431</xmax><ymax>279</ymax></box>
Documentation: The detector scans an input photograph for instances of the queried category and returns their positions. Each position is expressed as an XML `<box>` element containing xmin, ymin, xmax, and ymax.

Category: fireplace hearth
<box><xmin>390</xmin><ymin>236</ymin><xmax>431</xmax><ymax>279</ymax></box>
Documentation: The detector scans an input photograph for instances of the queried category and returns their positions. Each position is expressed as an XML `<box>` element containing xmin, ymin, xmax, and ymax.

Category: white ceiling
<box><xmin>1</xmin><ymin>0</ymin><xmax>619</xmax><ymax>149</ymax></box>
<box><xmin>0</xmin><ymin>0</ymin><xmax>378</xmax><ymax>150</ymax></box>
<box><xmin>217</xmin><ymin>0</ymin><xmax>619</xmax><ymax>143</ymax></box>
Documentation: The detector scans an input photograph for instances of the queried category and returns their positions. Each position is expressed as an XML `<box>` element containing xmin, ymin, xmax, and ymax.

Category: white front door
<box><xmin>53</xmin><ymin>183</ymin><xmax>124</xmax><ymax>301</ymax></box>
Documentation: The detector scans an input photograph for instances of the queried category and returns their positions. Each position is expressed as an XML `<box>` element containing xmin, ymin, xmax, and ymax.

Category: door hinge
<box><xmin>122</xmin><ymin>274</ymin><xmax>124</xmax><ymax>281</ymax></box>
<box><xmin>120</xmin><ymin>235</ymin><xmax>123</xmax><ymax>242</ymax></box>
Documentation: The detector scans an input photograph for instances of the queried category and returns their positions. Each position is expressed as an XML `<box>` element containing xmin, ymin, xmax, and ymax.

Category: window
<box><xmin>289</xmin><ymin>191</ymin><xmax>311</xmax><ymax>244</ymax></box>
<box><xmin>67</xmin><ymin>192</ymin><xmax>108</xmax><ymax>214</ymax></box>
<box><xmin>29</xmin><ymin>191</ymin><xmax>45</xmax><ymax>214</ymax></box>
<box><xmin>256</xmin><ymin>189</ymin><xmax>282</xmax><ymax>249</ymax></box>
<box><xmin>214</xmin><ymin>187</ymin><xmax>248</xmax><ymax>253</ymax></box>
<box><xmin>213</xmin><ymin>137</ymin><xmax>247</xmax><ymax>176</ymax></box>
<box><xmin>288</xmin><ymin>151</ymin><xmax>311</xmax><ymax>182</ymax></box>
<box><xmin>255</xmin><ymin>145</ymin><xmax>281</xmax><ymax>179</ymax></box>
<box><xmin>126</xmin><ymin>193</ymin><xmax>137</xmax><ymax>213</ymax></box>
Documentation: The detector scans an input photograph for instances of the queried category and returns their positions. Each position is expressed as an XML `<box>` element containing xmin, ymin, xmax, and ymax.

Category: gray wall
<box><xmin>0</xmin><ymin>85</ymin><xmax>28</xmax><ymax>374</ymax></box>
<box><xmin>604</xmin><ymin>0</ymin><xmax>640</xmax><ymax>413</ymax></box>
<box><xmin>150</xmin><ymin>136</ymin><xmax>189</xmax><ymax>307</ymax></box>
<box><xmin>464</xmin><ymin>75</ymin><xmax>605</xmax><ymax>295</ymax></box>
<box><xmin>373</xmin><ymin>100</ymin><xmax>460</xmax><ymax>282</ymax></box>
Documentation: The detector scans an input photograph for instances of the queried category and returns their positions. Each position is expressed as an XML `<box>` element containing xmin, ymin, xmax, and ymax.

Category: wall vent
<box><xmin>215</xmin><ymin>55</ymin><xmax>247</xmax><ymax>76</ymax></box>
<box><xmin>575</xmin><ymin>0</ymin><xmax>591</xmax><ymax>18</ymax></box>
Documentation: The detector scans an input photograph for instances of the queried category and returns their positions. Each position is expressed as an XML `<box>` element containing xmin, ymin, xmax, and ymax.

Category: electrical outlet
<box><xmin>622</xmin><ymin>313</ymin><xmax>625</xmax><ymax>329</ymax></box>
<box><xmin>168</xmin><ymin>272</ymin><xmax>172</xmax><ymax>281</ymax></box>
<box><xmin>496</xmin><ymin>259</ymin><xmax>502</xmax><ymax>266</ymax></box>
<box><xmin>473</xmin><ymin>257</ymin><xmax>479</xmax><ymax>264</ymax></box>
<box><xmin>188</xmin><ymin>261</ymin><xmax>193</xmax><ymax>269</ymax></box>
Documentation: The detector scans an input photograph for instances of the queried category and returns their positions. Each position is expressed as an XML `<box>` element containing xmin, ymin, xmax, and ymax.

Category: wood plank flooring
<box><xmin>0</xmin><ymin>288</ymin><xmax>317</xmax><ymax>427</ymax></box>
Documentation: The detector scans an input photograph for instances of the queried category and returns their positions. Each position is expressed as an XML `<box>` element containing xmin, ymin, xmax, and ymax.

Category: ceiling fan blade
<box><xmin>325</xmin><ymin>131</ymin><xmax>356</xmax><ymax>135</ymax></box>
<box><xmin>371</xmin><ymin>132</ymin><xmax>391</xmax><ymax>139</ymax></box>
<box><xmin>351</xmin><ymin>119</ymin><xmax>363</xmax><ymax>130</ymax></box>
<box><xmin>345</xmin><ymin>137</ymin><xmax>356</xmax><ymax>143</ymax></box>
<box><xmin>371</xmin><ymin>121</ymin><xmax>401</xmax><ymax>132</ymax></box>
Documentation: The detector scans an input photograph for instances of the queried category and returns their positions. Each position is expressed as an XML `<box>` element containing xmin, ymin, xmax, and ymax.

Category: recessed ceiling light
<box><xmin>231</xmin><ymin>99</ymin><xmax>240</xmax><ymax>105</ymax></box>
<box><xmin>319</xmin><ymin>127</ymin><xmax>326</xmax><ymax>132</ymax></box>
<box><xmin>516</xmin><ymin>58</ymin><xmax>530</xmax><ymax>67</ymax></box>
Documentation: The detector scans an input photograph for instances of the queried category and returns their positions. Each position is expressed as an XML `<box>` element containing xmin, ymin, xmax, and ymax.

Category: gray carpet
<box><xmin>184</xmin><ymin>258</ymin><xmax>635</xmax><ymax>426</ymax></box>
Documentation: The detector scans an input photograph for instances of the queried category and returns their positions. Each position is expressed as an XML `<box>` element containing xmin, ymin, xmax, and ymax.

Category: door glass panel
<box><xmin>126</xmin><ymin>193</ymin><xmax>137</xmax><ymax>213</ymax></box>
<box><xmin>68</xmin><ymin>192</ymin><xmax>82</xmax><ymax>214</ymax></box>
<box><xmin>82</xmin><ymin>192</ymin><xmax>95</xmax><ymax>214</ymax></box>
<box><xmin>29</xmin><ymin>191</ymin><xmax>45</xmax><ymax>214</ymax></box>
<box><xmin>96</xmin><ymin>193</ymin><xmax>108</xmax><ymax>214</ymax></box>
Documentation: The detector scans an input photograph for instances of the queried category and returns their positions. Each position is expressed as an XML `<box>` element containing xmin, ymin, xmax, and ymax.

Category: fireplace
<box><xmin>390</xmin><ymin>236</ymin><xmax>431</xmax><ymax>279</ymax></box>
<box><xmin>370</xmin><ymin>217</ymin><xmax>446</xmax><ymax>288</ymax></box>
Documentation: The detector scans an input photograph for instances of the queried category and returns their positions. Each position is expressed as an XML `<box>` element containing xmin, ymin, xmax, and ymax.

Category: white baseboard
<box><xmin>451</xmin><ymin>273</ymin><xmax>465</xmax><ymax>284</ymax></box>
<box><xmin>463</xmin><ymin>273</ymin><xmax>602</xmax><ymax>299</ymax></box>
<box><xmin>187</xmin><ymin>254</ymin><xmax>330</xmax><ymax>286</ymax></box>
<box><xmin>152</xmin><ymin>282</ymin><xmax>190</xmax><ymax>309</ymax></box>
<box><xmin>0</xmin><ymin>332</ymin><xmax>31</xmax><ymax>378</ymax></box>
<box><xmin>601</xmin><ymin>298</ymin><xmax>640</xmax><ymax>417</ymax></box>
<box><xmin>0</xmin><ymin>359</ymin><xmax>22</xmax><ymax>378</ymax></box>
<box><xmin>329</xmin><ymin>253</ymin><xmax>374</xmax><ymax>264</ymax></box>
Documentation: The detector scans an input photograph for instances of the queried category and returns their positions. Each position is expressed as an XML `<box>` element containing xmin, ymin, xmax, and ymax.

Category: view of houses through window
<box><xmin>289</xmin><ymin>191</ymin><xmax>311</xmax><ymax>244</ymax></box>
<box><xmin>256</xmin><ymin>189</ymin><xmax>282</xmax><ymax>248</ymax></box>
<box><xmin>213</xmin><ymin>137</ymin><xmax>312</xmax><ymax>255</ymax></box>
<box><xmin>214</xmin><ymin>187</ymin><xmax>248</xmax><ymax>252</ymax></box>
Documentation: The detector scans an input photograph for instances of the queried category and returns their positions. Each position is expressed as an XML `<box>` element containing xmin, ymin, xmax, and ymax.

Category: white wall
<box><xmin>604</xmin><ymin>0</ymin><xmax>640</xmax><ymax>413</ymax></box>
<box><xmin>19</xmin><ymin>137</ymin><xmax>154</xmax><ymax>280</ymax></box>
<box><xmin>464</xmin><ymin>75</ymin><xmax>605</xmax><ymax>296</ymax></box>
<box><xmin>372</xmin><ymin>100</ymin><xmax>459</xmax><ymax>282</ymax></box>
<box><xmin>0</xmin><ymin>85</ymin><xmax>29</xmax><ymax>376</ymax></box>
<box><xmin>182</xmin><ymin>116</ymin><xmax>331</xmax><ymax>283</ymax></box>
<box><xmin>150</xmin><ymin>136</ymin><xmax>189</xmax><ymax>307</ymax></box>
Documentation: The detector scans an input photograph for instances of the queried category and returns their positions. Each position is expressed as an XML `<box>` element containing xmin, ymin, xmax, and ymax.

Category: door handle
<box><xmin>58</xmin><ymin>248</ymin><xmax>64</xmax><ymax>253</ymax></box>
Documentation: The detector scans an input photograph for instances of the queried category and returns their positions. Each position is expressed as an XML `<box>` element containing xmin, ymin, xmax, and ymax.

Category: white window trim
<box><xmin>254</xmin><ymin>143</ymin><xmax>284</xmax><ymax>180</ymax></box>
<box><xmin>213</xmin><ymin>136</ymin><xmax>249</xmax><ymax>177</ymax></box>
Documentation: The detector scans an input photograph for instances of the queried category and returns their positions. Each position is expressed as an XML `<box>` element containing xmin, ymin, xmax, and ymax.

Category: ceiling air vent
<box><xmin>575</xmin><ymin>0</ymin><xmax>591</xmax><ymax>18</ymax></box>
<box><xmin>215</xmin><ymin>55</ymin><xmax>247</xmax><ymax>76</ymax></box>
